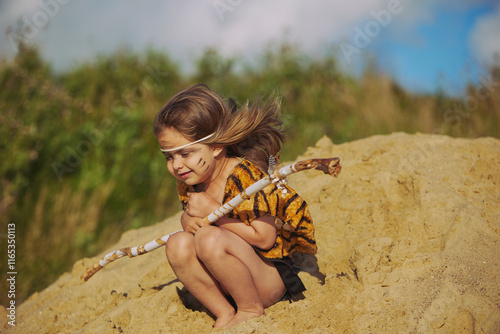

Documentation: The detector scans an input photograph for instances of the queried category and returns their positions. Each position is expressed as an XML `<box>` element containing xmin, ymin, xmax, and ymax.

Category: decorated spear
<box><xmin>81</xmin><ymin>157</ymin><xmax>341</xmax><ymax>282</ymax></box>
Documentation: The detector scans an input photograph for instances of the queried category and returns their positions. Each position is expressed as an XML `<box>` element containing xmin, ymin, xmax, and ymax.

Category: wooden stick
<box><xmin>81</xmin><ymin>158</ymin><xmax>341</xmax><ymax>282</ymax></box>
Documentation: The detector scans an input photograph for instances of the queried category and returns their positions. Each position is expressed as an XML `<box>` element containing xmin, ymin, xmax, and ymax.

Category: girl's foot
<box><xmin>221</xmin><ymin>310</ymin><xmax>265</xmax><ymax>328</ymax></box>
<box><xmin>213</xmin><ymin>311</ymin><xmax>236</xmax><ymax>328</ymax></box>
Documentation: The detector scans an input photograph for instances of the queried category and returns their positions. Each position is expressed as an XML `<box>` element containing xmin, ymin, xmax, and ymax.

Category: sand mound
<box><xmin>2</xmin><ymin>132</ymin><xmax>499</xmax><ymax>333</ymax></box>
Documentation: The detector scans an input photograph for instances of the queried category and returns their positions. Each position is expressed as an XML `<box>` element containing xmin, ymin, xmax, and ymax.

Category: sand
<box><xmin>1</xmin><ymin>132</ymin><xmax>499</xmax><ymax>333</ymax></box>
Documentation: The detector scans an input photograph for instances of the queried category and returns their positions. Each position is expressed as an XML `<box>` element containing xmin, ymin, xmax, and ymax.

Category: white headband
<box><xmin>160</xmin><ymin>133</ymin><xmax>214</xmax><ymax>152</ymax></box>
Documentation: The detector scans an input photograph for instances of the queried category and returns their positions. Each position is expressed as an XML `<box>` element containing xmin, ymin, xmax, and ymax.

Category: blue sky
<box><xmin>1</xmin><ymin>0</ymin><xmax>499</xmax><ymax>96</ymax></box>
<box><xmin>367</xmin><ymin>1</ymin><xmax>499</xmax><ymax>94</ymax></box>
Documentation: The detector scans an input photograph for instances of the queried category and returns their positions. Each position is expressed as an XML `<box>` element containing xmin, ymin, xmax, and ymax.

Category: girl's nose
<box><xmin>172</xmin><ymin>156</ymin><xmax>184</xmax><ymax>170</ymax></box>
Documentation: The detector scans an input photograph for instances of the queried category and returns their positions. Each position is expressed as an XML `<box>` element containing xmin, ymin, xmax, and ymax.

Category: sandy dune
<box><xmin>2</xmin><ymin>132</ymin><xmax>499</xmax><ymax>333</ymax></box>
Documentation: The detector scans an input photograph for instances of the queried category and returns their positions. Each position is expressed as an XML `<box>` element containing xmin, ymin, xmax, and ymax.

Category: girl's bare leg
<box><xmin>165</xmin><ymin>232</ymin><xmax>236</xmax><ymax>327</ymax></box>
<box><xmin>194</xmin><ymin>226</ymin><xmax>286</xmax><ymax>328</ymax></box>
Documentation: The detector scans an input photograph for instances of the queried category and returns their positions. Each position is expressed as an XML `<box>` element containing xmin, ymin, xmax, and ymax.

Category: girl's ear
<box><xmin>212</xmin><ymin>145</ymin><xmax>224</xmax><ymax>158</ymax></box>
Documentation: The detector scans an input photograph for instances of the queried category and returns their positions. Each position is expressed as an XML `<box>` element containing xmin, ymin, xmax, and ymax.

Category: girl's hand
<box><xmin>181</xmin><ymin>211</ymin><xmax>210</xmax><ymax>234</ymax></box>
<box><xmin>185</xmin><ymin>191</ymin><xmax>220</xmax><ymax>218</ymax></box>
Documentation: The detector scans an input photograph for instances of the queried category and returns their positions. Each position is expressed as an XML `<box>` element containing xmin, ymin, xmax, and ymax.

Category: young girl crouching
<box><xmin>153</xmin><ymin>84</ymin><xmax>317</xmax><ymax>329</ymax></box>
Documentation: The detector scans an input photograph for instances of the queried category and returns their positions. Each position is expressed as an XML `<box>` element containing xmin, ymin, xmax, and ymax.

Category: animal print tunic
<box><xmin>176</xmin><ymin>159</ymin><xmax>317</xmax><ymax>259</ymax></box>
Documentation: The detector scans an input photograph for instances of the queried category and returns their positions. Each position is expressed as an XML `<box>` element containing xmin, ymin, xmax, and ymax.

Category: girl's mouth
<box><xmin>179</xmin><ymin>171</ymin><xmax>192</xmax><ymax>179</ymax></box>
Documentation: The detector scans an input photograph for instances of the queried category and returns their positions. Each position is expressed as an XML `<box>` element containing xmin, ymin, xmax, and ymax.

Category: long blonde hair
<box><xmin>154</xmin><ymin>84</ymin><xmax>285</xmax><ymax>172</ymax></box>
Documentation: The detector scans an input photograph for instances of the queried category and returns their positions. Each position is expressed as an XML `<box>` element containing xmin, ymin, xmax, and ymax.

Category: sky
<box><xmin>0</xmin><ymin>0</ymin><xmax>499</xmax><ymax>96</ymax></box>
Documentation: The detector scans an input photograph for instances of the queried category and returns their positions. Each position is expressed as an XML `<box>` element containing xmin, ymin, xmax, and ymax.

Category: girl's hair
<box><xmin>153</xmin><ymin>84</ymin><xmax>286</xmax><ymax>172</ymax></box>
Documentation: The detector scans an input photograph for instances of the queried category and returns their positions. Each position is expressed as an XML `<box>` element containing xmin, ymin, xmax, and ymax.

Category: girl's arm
<box><xmin>185</xmin><ymin>191</ymin><xmax>277</xmax><ymax>249</ymax></box>
<box><xmin>213</xmin><ymin>215</ymin><xmax>277</xmax><ymax>250</ymax></box>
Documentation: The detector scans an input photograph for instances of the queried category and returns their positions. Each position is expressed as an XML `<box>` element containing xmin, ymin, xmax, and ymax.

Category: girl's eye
<box><xmin>182</xmin><ymin>152</ymin><xmax>190</xmax><ymax>157</ymax></box>
<box><xmin>165</xmin><ymin>155</ymin><xmax>173</xmax><ymax>161</ymax></box>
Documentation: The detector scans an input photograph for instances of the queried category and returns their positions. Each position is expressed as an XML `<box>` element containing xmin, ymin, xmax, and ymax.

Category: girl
<box><xmin>153</xmin><ymin>84</ymin><xmax>317</xmax><ymax>328</ymax></box>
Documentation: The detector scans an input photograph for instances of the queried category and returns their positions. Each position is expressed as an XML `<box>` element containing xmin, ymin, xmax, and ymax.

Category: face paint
<box><xmin>157</xmin><ymin>128</ymin><xmax>217</xmax><ymax>186</ymax></box>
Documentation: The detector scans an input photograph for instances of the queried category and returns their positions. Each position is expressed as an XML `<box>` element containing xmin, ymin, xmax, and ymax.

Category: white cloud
<box><xmin>0</xmin><ymin>0</ymin><xmax>40</xmax><ymax>20</ymax></box>
<box><xmin>469</xmin><ymin>6</ymin><xmax>500</xmax><ymax>66</ymax></box>
<box><xmin>0</xmin><ymin>0</ymin><xmax>74</xmax><ymax>56</ymax></box>
<box><xmin>1</xmin><ymin>0</ymin><xmax>397</xmax><ymax>70</ymax></box>
<box><xmin>1</xmin><ymin>0</ymin><xmax>496</xmax><ymax>95</ymax></box>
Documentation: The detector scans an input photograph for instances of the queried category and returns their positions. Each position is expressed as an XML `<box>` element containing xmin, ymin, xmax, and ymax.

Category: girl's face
<box><xmin>157</xmin><ymin>127</ymin><xmax>220</xmax><ymax>186</ymax></box>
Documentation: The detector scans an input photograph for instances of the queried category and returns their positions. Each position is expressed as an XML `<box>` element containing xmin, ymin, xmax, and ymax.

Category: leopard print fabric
<box><xmin>177</xmin><ymin>159</ymin><xmax>317</xmax><ymax>259</ymax></box>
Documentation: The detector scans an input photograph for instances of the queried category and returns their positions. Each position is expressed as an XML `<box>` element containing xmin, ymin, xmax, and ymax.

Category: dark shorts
<box><xmin>251</xmin><ymin>248</ymin><xmax>307</xmax><ymax>302</ymax></box>
<box><xmin>271</xmin><ymin>257</ymin><xmax>306</xmax><ymax>302</ymax></box>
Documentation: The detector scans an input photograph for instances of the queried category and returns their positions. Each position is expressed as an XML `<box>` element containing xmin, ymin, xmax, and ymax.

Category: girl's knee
<box><xmin>165</xmin><ymin>232</ymin><xmax>194</xmax><ymax>264</ymax></box>
<box><xmin>194</xmin><ymin>226</ymin><xmax>224</xmax><ymax>260</ymax></box>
